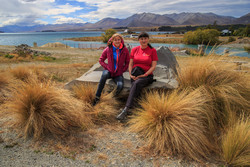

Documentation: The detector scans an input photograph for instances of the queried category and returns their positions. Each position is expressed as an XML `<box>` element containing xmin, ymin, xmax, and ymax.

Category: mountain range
<box><xmin>0</xmin><ymin>12</ymin><xmax>249</xmax><ymax>33</ymax></box>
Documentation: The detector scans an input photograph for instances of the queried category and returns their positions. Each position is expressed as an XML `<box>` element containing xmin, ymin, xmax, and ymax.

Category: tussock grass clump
<box><xmin>29</xmin><ymin>66</ymin><xmax>50</xmax><ymax>82</ymax></box>
<box><xmin>0</xmin><ymin>73</ymin><xmax>9</xmax><ymax>89</ymax></box>
<box><xmin>0</xmin><ymin>73</ymin><xmax>10</xmax><ymax>103</ymax></box>
<box><xmin>10</xmin><ymin>66</ymin><xmax>32</xmax><ymax>82</ymax></box>
<box><xmin>72</xmin><ymin>83</ymin><xmax>96</xmax><ymax>104</ymax></box>
<box><xmin>72</xmin><ymin>83</ymin><xmax>119</xmax><ymax>124</ymax></box>
<box><xmin>177</xmin><ymin>55</ymin><xmax>250</xmax><ymax>126</ymax></box>
<box><xmin>221</xmin><ymin>117</ymin><xmax>250</xmax><ymax>166</ymax></box>
<box><xmin>129</xmin><ymin>88</ymin><xmax>217</xmax><ymax>162</ymax></box>
<box><xmin>92</xmin><ymin>93</ymin><xmax>120</xmax><ymax>125</ymax></box>
<box><xmin>10</xmin><ymin>66</ymin><xmax>50</xmax><ymax>83</ymax></box>
<box><xmin>8</xmin><ymin>79</ymin><xmax>92</xmax><ymax>140</ymax></box>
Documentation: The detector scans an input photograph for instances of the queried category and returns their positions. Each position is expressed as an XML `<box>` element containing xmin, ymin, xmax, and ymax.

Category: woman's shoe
<box><xmin>92</xmin><ymin>96</ymin><xmax>100</xmax><ymax>106</ymax></box>
<box><xmin>116</xmin><ymin>107</ymin><xmax>129</xmax><ymax>120</ymax></box>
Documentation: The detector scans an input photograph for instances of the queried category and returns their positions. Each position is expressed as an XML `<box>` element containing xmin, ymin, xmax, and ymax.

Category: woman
<box><xmin>93</xmin><ymin>33</ymin><xmax>130</xmax><ymax>106</ymax></box>
<box><xmin>117</xmin><ymin>32</ymin><xmax>158</xmax><ymax>120</ymax></box>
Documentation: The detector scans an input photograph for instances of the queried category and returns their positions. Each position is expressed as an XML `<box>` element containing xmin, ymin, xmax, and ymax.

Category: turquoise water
<box><xmin>0</xmin><ymin>31</ymin><xmax>103</xmax><ymax>47</ymax></box>
<box><xmin>0</xmin><ymin>32</ymin><xmax>249</xmax><ymax>58</ymax></box>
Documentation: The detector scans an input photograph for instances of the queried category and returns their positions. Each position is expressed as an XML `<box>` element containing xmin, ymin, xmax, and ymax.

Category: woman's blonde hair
<box><xmin>107</xmin><ymin>33</ymin><xmax>123</xmax><ymax>46</ymax></box>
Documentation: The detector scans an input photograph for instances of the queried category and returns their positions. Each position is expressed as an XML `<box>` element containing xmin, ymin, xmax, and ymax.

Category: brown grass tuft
<box><xmin>8</xmin><ymin>79</ymin><xmax>92</xmax><ymax>140</ymax></box>
<box><xmin>177</xmin><ymin>55</ymin><xmax>250</xmax><ymax>127</ymax></box>
<box><xmin>91</xmin><ymin>93</ymin><xmax>120</xmax><ymax>125</ymax></box>
<box><xmin>221</xmin><ymin>117</ymin><xmax>250</xmax><ymax>166</ymax></box>
<box><xmin>72</xmin><ymin>83</ymin><xmax>96</xmax><ymax>104</ymax></box>
<box><xmin>129</xmin><ymin>88</ymin><xmax>217</xmax><ymax>162</ymax></box>
<box><xmin>72</xmin><ymin>83</ymin><xmax>119</xmax><ymax>125</ymax></box>
<box><xmin>10</xmin><ymin>66</ymin><xmax>50</xmax><ymax>83</ymax></box>
<box><xmin>0</xmin><ymin>72</ymin><xmax>11</xmax><ymax>104</ymax></box>
<box><xmin>29</xmin><ymin>66</ymin><xmax>50</xmax><ymax>82</ymax></box>
<box><xmin>10</xmin><ymin>66</ymin><xmax>32</xmax><ymax>82</ymax></box>
<box><xmin>0</xmin><ymin>73</ymin><xmax>9</xmax><ymax>89</ymax></box>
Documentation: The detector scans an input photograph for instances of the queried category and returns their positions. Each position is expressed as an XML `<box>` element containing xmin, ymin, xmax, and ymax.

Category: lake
<box><xmin>0</xmin><ymin>31</ymin><xmax>249</xmax><ymax>58</ymax></box>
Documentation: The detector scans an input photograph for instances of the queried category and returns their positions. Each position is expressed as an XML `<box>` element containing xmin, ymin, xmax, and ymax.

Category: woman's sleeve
<box><xmin>130</xmin><ymin>48</ymin><xmax>135</xmax><ymax>59</ymax></box>
<box><xmin>99</xmin><ymin>48</ymin><xmax>109</xmax><ymax>70</ymax></box>
<box><xmin>123</xmin><ymin>49</ymin><xmax>130</xmax><ymax>72</ymax></box>
<box><xmin>152</xmin><ymin>48</ymin><xmax>158</xmax><ymax>61</ymax></box>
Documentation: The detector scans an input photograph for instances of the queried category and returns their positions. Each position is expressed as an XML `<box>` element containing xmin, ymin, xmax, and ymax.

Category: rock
<box><xmin>125</xmin><ymin>43</ymin><xmax>132</xmax><ymax>53</ymax></box>
<box><xmin>198</xmin><ymin>44</ymin><xmax>205</xmax><ymax>55</ymax></box>
<box><xmin>156</xmin><ymin>46</ymin><xmax>179</xmax><ymax>75</ymax></box>
<box><xmin>224</xmin><ymin>48</ymin><xmax>229</xmax><ymax>54</ymax></box>
<box><xmin>64</xmin><ymin>46</ymin><xmax>179</xmax><ymax>90</ymax></box>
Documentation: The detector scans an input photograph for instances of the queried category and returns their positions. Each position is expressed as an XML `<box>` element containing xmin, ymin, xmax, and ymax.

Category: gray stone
<box><xmin>125</xmin><ymin>43</ymin><xmax>132</xmax><ymax>53</ymax></box>
<box><xmin>156</xmin><ymin>46</ymin><xmax>179</xmax><ymax>75</ymax></box>
<box><xmin>198</xmin><ymin>44</ymin><xmax>205</xmax><ymax>54</ymax></box>
<box><xmin>64</xmin><ymin>46</ymin><xmax>179</xmax><ymax>90</ymax></box>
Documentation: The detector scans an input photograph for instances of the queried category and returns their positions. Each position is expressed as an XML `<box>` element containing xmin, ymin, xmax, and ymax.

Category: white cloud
<box><xmin>0</xmin><ymin>0</ymin><xmax>249</xmax><ymax>26</ymax></box>
<box><xmin>0</xmin><ymin>0</ymin><xmax>83</xmax><ymax>26</ymax></box>
<box><xmin>52</xmin><ymin>16</ymin><xmax>86</xmax><ymax>24</ymax></box>
<box><xmin>45</xmin><ymin>3</ymin><xmax>83</xmax><ymax>15</ymax></box>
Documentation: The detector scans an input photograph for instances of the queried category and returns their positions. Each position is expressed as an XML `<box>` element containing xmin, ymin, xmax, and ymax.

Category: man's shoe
<box><xmin>117</xmin><ymin>107</ymin><xmax>129</xmax><ymax>120</ymax></box>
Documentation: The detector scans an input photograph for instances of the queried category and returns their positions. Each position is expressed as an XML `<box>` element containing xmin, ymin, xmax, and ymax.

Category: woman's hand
<box><xmin>136</xmin><ymin>74</ymin><xmax>145</xmax><ymax>80</ymax></box>
<box><xmin>131</xmin><ymin>74</ymin><xmax>146</xmax><ymax>80</ymax></box>
<box><xmin>130</xmin><ymin>75</ymin><xmax>136</xmax><ymax>80</ymax></box>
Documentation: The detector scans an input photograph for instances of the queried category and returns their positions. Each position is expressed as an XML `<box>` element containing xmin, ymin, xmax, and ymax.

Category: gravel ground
<box><xmin>0</xmin><ymin>118</ymin><xmax>215</xmax><ymax>167</ymax></box>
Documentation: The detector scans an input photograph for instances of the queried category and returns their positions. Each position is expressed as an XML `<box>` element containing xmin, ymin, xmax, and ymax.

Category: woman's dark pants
<box><xmin>95</xmin><ymin>70</ymin><xmax>124</xmax><ymax>98</ymax></box>
<box><xmin>125</xmin><ymin>75</ymin><xmax>153</xmax><ymax>108</ymax></box>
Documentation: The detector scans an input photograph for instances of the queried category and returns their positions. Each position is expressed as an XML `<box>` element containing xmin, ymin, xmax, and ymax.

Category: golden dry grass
<box><xmin>0</xmin><ymin>72</ymin><xmax>10</xmax><ymax>104</ymax></box>
<box><xmin>7</xmin><ymin>79</ymin><xmax>92</xmax><ymax>140</ymax></box>
<box><xmin>177</xmin><ymin>55</ymin><xmax>250</xmax><ymax>127</ymax></box>
<box><xmin>129</xmin><ymin>88</ymin><xmax>217</xmax><ymax>162</ymax></box>
<box><xmin>221</xmin><ymin>117</ymin><xmax>250</xmax><ymax>166</ymax></box>
<box><xmin>10</xmin><ymin>66</ymin><xmax>32</xmax><ymax>82</ymax></box>
<box><xmin>9</xmin><ymin>65</ymin><xmax>52</xmax><ymax>84</ymax></box>
<box><xmin>91</xmin><ymin>93</ymin><xmax>120</xmax><ymax>125</ymax></box>
<box><xmin>72</xmin><ymin>83</ymin><xmax>96</xmax><ymax>104</ymax></box>
<box><xmin>0</xmin><ymin>73</ymin><xmax>9</xmax><ymax>89</ymax></box>
<box><xmin>8</xmin><ymin>63</ymin><xmax>92</xmax><ymax>85</ymax></box>
<box><xmin>72</xmin><ymin>83</ymin><xmax>120</xmax><ymax>125</ymax></box>
<box><xmin>29</xmin><ymin>66</ymin><xmax>50</xmax><ymax>82</ymax></box>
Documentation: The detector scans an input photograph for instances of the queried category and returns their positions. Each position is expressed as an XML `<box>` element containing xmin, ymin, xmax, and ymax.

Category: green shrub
<box><xmin>5</xmin><ymin>54</ymin><xmax>14</xmax><ymax>59</ymax></box>
<box><xmin>233</xmin><ymin>24</ymin><xmax>250</xmax><ymax>37</ymax></box>
<box><xmin>244</xmin><ymin>46</ymin><xmax>250</xmax><ymax>53</ymax></box>
<box><xmin>183</xmin><ymin>29</ymin><xmax>220</xmax><ymax>45</ymax></box>
<box><xmin>101</xmin><ymin>29</ymin><xmax>116</xmax><ymax>43</ymax></box>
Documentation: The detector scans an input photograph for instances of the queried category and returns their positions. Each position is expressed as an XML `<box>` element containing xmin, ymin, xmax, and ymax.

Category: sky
<box><xmin>0</xmin><ymin>0</ymin><xmax>249</xmax><ymax>27</ymax></box>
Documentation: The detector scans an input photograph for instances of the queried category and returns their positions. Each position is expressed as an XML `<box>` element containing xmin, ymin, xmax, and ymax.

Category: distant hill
<box><xmin>0</xmin><ymin>12</ymin><xmax>249</xmax><ymax>32</ymax></box>
<box><xmin>164</xmin><ymin>12</ymin><xmax>236</xmax><ymax>25</ymax></box>
<box><xmin>85</xmin><ymin>18</ymin><xmax>123</xmax><ymax>29</ymax></box>
<box><xmin>0</xmin><ymin>23</ymin><xmax>91</xmax><ymax>33</ymax></box>
<box><xmin>114</xmin><ymin>13</ymin><xmax>179</xmax><ymax>27</ymax></box>
<box><xmin>233</xmin><ymin>13</ymin><xmax>250</xmax><ymax>24</ymax></box>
